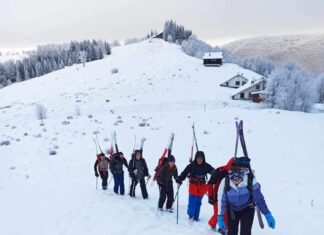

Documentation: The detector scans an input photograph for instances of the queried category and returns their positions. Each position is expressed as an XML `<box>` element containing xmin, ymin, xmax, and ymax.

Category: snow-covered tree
<box><xmin>238</xmin><ymin>57</ymin><xmax>275</xmax><ymax>77</ymax></box>
<box><xmin>15</xmin><ymin>62</ymin><xmax>22</xmax><ymax>82</ymax></box>
<box><xmin>79</xmin><ymin>50</ymin><xmax>87</xmax><ymax>67</ymax></box>
<box><xmin>94</xmin><ymin>46</ymin><xmax>104</xmax><ymax>60</ymax></box>
<box><xmin>167</xmin><ymin>35</ymin><xmax>173</xmax><ymax>42</ymax></box>
<box><xmin>111</xmin><ymin>40</ymin><xmax>121</xmax><ymax>47</ymax></box>
<box><xmin>263</xmin><ymin>63</ymin><xmax>316</xmax><ymax>112</ymax></box>
<box><xmin>23</xmin><ymin>60</ymin><xmax>30</xmax><ymax>80</ymax></box>
<box><xmin>0</xmin><ymin>63</ymin><xmax>6</xmax><ymax>87</ymax></box>
<box><xmin>163</xmin><ymin>20</ymin><xmax>192</xmax><ymax>43</ymax></box>
<box><xmin>181</xmin><ymin>35</ymin><xmax>214</xmax><ymax>58</ymax></box>
<box><xmin>125</xmin><ymin>38</ymin><xmax>140</xmax><ymax>45</ymax></box>
<box><xmin>35</xmin><ymin>61</ymin><xmax>44</xmax><ymax>77</ymax></box>
<box><xmin>315</xmin><ymin>73</ymin><xmax>324</xmax><ymax>103</ymax></box>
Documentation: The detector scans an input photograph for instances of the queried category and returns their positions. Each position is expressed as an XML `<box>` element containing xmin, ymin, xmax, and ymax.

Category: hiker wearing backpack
<box><xmin>110</xmin><ymin>152</ymin><xmax>129</xmax><ymax>195</ymax></box>
<box><xmin>175</xmin><ymin>151</ymin><xmax>214</xmax><ymax>221</ymax></box>
<box><xmin>128</xmin><ymin>149</ymin><xmax>150</xmax><ymax>199</ymax></box>
<box><xmin>207</xmin><ymin>157</ymin><xmax>235</xmax><ymax>231</ymax></box>
<box><xmin>156</xmin><ymin>155</ymin><xmax>178</xmax><ymax>212</ymax></box>
<box><xmin>94</xmin><ymin>152</ymin><xmax>111</xmax><ymax>190</ymax></box>
<box><xmin>218</xmin><ymin>156</ymin><xmax>276</xmax><ymax>235</ymax></box>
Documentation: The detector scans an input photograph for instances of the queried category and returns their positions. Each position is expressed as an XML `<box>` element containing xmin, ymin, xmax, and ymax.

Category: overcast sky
<box><xmin>1</xmin><ymin>0</ymin><xmax>324</xmax><ymax>50</ymax></box>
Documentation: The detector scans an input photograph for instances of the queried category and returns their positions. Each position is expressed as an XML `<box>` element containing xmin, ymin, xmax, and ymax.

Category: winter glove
<box><xmin>217</xmin><ymin>215</ymin><xmax>226</xmax><ymax>231</ymax></box>
<box><xmin>95</xmin><ymin>172</ymin><xmax>99</xmax><ymax>177</ymax></box>
<box><xmin>265</xmin><ymin>213</ymin><xmax>275</xmax><ymax>229</ymax></box>
<box><xmin>134</xmin><ymin>169</ymin><xmax>138</xmax><ymax>175</ymax></box>
<box><xmin>175</xmin><ymin>177</ymin><xmax>182</xmax><ymax>185</ymax></box>
<box><xmin>130</xmin><ymin>173</ymin><xmax>136</xmax><ymax>179</ymax></box>
<box><xmin>208</xmin><ymin>196</ymin><xmax>215</xmax><ymax>205</ymax></box>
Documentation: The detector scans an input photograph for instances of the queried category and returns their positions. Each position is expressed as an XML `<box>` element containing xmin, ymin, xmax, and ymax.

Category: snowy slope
<box><xmin>0</xmin><ymin>39</ymin><xmax>323</xmax><ymax>235</ymax></box>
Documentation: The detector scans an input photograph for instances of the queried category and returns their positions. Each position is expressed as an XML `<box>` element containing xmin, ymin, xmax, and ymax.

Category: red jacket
<box><xmin>207</xmin><ymin>158</ymin><xmax>234</xmax><ymax>201</ymax></box>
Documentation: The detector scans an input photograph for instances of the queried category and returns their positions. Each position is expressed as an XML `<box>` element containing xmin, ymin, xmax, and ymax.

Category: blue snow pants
<box><xmin>187</xmin><ymin>194</ymin><xmax>203</xmax><ymax>221</ymax></box>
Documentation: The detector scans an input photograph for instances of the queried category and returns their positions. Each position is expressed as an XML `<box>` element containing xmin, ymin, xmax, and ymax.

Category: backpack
<box><xmin>98</xmin><ymin>155</ymin><xmax>109</xmax><ymax>171</ymax></box>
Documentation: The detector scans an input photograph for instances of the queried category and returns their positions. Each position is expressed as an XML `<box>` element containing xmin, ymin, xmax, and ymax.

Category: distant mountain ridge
<box><xmin>223</xmin><ymin>33</ymin><xmax>324</xmax><ymax>74</ymax></box>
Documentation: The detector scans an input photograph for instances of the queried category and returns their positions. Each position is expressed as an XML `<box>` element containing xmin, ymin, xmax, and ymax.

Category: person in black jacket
<box><xmin>128</xmin><ymin>149</ymin><xmax>150</xmax><ymax>199</ymax></box>
<box><xmin>94</xmin><ymin>152</ymin><xmax>111</xmax><ymax>190</ymax></box>
<box><xmin>156</xmin><ymin>155</ymin><xmax>178</xmax><ymax>212</ymax></box>
<box><xmin>110</xmin><ymin>152</ymin><xmax>128</xmax><ymax>195</ymax></box>
<box><xmin>176</xmin><ymin>151</ymin><xmax>214</xmax><ymax>221</ymax></box>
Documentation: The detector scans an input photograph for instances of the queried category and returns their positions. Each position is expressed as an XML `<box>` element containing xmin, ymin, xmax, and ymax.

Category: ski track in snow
<box><xmin>0</xmin><ymin>39</ymin><xmax>323</xmax><ymax>235</ymax></box>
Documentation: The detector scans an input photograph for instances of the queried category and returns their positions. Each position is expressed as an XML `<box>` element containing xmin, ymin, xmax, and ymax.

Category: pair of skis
<box><xmin>152</xmin><ymin>133</ymin><xmax>177</xmax><ymax>224</ymax></box>
<box><xmin>153</xmin><ymin>133</ymin><xmax>175</xmax><ymax>181</ymax></box>
<box><xmin>234</xmin><ymin>120</ymin><xmax>264</xmax><ymax>230</ymax></box>
<box><xmin>189</xmin><ymin>123</ymin><xmax>199</xmax><ymax>162</ymax></box>
<box><xmin>110</xmin><ymin>131</ymin><xmax>119</xmax><ymax>158</ymax></box>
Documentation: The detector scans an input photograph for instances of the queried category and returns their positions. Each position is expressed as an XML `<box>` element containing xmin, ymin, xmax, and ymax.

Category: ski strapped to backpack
<box><xmin>113</xmin><ymin>131</ymin><xmax>119</xmax><ymax>154</ymax></box>
<box><xmin>189</xmin><ymin>122</ymin><xmax>199</xmax><ymax>162</ymax></box>
<box><xmin>225</xmin><ymin>120</ymin><xmax>264</xmax><ymax>229</ymax></box>
<box><xmin>95</xmin><ymin>134</ymin><xmax>104</xmax><ymax>154</ymax></box>
<box><xmin>140</xmin><ymin>137</ymin><xmax>146</xmax><ymax>154</ymax></box>
<box><xmin>153</xmin><ymin>133</ymin><xmax>175</xmax><ymax>181</ymax></box>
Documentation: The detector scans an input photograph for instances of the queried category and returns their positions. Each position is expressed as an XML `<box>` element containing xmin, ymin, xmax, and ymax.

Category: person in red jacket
<box><xmin>207</xmin><ymin>158</ymin><xmax>234</xmax><ymax>232</ymax></box>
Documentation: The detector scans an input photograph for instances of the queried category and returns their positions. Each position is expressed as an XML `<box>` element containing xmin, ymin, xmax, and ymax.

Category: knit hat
<box><xmin>232</xmin><ymin>156</ymin><xmax>250</xmax><ymax>167</ymax></box>
<box><xmin>168</xmin><ymin>155</ymin><xmax>175</xmax><ymax>162</ymax></box>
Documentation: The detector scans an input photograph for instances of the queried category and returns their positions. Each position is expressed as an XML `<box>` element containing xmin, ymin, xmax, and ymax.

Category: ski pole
<box><xmin>94</xmin><ymin>138</ymin><xmax>98</xmax><ymax>190</ymax></box>
<box><xmin>176</xmin><ymin>183</ymin><xmax>180</xmax><ymax>224</ymax></box>
<box><xmin>107</xmin><ymin>175</ymin><xmax>113</xmax><ymax>189</ymax></box>
<box><xmin>145</xmin><ymin>175</ymin><xmax>151</xmax><ymax>186</ymax></box>
<box><xmin>173</xmin><ymin>183</ymin><xmax>181</xmax><ymax>206</ymax></box>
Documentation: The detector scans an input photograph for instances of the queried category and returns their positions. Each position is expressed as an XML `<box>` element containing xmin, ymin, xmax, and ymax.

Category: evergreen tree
<box><xmin>35</xmin><ymin>61</ymin><xmax>44</xmax><ymax>77</ymax></box>
<box><xmin>79</xmin><ymin>50</ymin><xmax>87</xmax><ymax>67</ymax></box>
<box><xmin>15</xmin><ymin>62</ymin><xmax>22</xmax><ymax>82</ymax></box>
<box><xmin>23</xmin><ymin>60</ymin><xmax>30</xmax><ymax>80</ymax></box>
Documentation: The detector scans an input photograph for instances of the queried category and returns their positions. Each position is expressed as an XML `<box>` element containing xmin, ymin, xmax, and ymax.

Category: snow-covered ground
<box><xmin>0</xmin><ymin>39</ymin><xmax>323</xmax><ymax>235</ymax></box>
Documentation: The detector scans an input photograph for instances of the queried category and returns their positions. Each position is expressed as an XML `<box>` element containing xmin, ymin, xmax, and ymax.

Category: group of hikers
<box><xmin>93</xmin><ymin>122</ymin><xmax>276</xmax><ymax>235</ymax></box>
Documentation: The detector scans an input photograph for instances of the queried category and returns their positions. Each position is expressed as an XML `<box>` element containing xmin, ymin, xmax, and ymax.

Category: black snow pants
<box><xmin>227</xmin><ymin>206</ymin><xmax>255</xmax><ymax>235</ymax></box>
<box><xmin>99</xmin><ymin>170</ymin><xmax>108</xmax><ymax>189</ymax></box>
<box><xmin>130</xmin><ymin>178</ymin><xmax>148</xmax><ymax>199</ymax></box>
<box><xmin>158</xmin><ymin>183</ymin><xmax>174</xmax><ymax>209</ymax></box>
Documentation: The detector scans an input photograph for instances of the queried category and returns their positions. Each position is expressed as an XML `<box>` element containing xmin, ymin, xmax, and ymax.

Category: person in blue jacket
<box><xmin>218</xmin><ymin>157</ymin><xmax>276</xmax><ymax>235</ymax></box>
<box><xmin>110</xmin><ymin>152</ymin><xmax>128</xmax><ymax>195</ymax></box>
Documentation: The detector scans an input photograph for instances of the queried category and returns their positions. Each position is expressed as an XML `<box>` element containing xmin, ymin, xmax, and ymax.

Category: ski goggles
<box><xmin>229</xmin><ymin>167</ymin><xmax>249</xmax><ymax>181</ymax></box>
